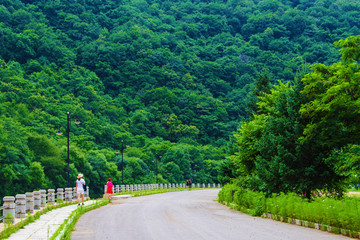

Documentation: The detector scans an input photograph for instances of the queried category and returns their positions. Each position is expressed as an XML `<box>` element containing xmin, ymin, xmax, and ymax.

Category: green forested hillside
<box><xmin>0</xmin><ymin>0</ymin><xmax>359</xmax><ymax>197</ymax></box>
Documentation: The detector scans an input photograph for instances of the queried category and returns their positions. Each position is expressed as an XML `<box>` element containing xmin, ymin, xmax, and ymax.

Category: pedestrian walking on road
<box><xmin>106</xmin><ymin>178</ymin><xmax>114</xmax><ymax>200</ymax></box>
<box><xmin>186</xmin><ymin>179</ymin><xmax>192</xmax><ymax>191</ymax></box>
<box><xmin>76</xmin><ymin>174</ymin><xmax>86</xmax><ymax>206</ymax></box>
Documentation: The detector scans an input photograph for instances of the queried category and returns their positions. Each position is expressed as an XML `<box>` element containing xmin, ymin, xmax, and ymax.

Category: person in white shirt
<box><xmin>76</xmin><ymin>173</ymin><xmax>86</xmax><ymax>205</ymax></box>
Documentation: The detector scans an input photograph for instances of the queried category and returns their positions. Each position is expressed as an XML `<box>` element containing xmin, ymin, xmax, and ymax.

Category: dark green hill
<box><xmin>0</xmin><ymin>0</ymin><xmax>359</xmax><ymax>197</ymax></box>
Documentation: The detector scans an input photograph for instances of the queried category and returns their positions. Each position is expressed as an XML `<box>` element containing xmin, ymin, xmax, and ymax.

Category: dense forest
<box><xmin>1</xmin><ymin>0</ymin><xmax>360</xmax><ymax>198</ymax></box>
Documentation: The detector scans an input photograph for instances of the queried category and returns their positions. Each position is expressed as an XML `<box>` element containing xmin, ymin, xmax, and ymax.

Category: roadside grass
<box><xmin>218</xmin><ymin>184</ymin><xmax>360</xmax><ymax>238</ymax></box>
<box><xmin>51</xmin><ymin>199</ymin><xmax>109</xmax><ymax>240</ymax></box>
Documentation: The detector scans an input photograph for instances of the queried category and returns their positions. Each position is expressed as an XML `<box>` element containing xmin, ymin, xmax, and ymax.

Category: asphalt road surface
<box><xmin>72</xmin><ymin>189</ymin><xmax>351</xmax><ymax>240</ymax></box>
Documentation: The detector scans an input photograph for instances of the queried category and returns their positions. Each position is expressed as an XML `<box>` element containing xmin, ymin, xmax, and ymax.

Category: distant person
<box><xmin>106</xmin><ymin>178</ymin><xmax>114</xmax><ymax>200</ymax></box>
<box><xmin>186</xmin><ymin>179</ymin><xmax>192</xmax><ymax>191</ymax></box>
<box><xmin>76</xmin><ymin>174</ymin><xmax>86</xmax><ymax>206</ymax></box>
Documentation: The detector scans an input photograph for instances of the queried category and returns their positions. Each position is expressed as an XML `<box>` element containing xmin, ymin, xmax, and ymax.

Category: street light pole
<box><xmin>56</xmin><ymin>112</ymin><xmax>80</xmax><ymax>188</ymax></box>
<box><xmin>121</xmin><ymin>140</ymin><xmax>124</xmax><ymax>185</ymax></box>
<box><xmin>156</xmin><ymin>155</ymin><xmax>161</xmax><ymax>184</ymax></box>
<box><xmin>67</xmin><ymin>112</ymin><xmax>70</xmax><ymax>187</ymax></box>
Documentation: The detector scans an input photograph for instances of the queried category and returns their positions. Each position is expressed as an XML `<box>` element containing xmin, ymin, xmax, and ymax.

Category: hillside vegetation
<box><xmin>0</xmin><ymin>0</ymin><xmax>359</xmax><ymax>197</ymax></box>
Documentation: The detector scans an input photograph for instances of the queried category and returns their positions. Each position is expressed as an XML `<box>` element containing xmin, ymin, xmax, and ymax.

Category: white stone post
<box><xmin>3</xmin><ymin>196</ymin><xmax>15</xmax><ymax>223</ymax></box>
<box><xmin>65</xmin><ymin>188</ymin><xmax>73</xmax><ymax>201</ymax></box>
<box><xmin>40</xmin><ymin>190</ymin><xmax>46</xmax><ymax>207</ymax></box>
<box><xmin>47</xmin><ymin>189</ymin><xmax>55</xmax><ymax>205</ymax></box>
<box><xmin>25</xmin><ymin>192</ymin><xmax>34</xmax><ymax>213</ymax></box>
<box><xmin>116</xmin><ymin>185</ymin><xmax>120</xmax><ymax>193</ymax></box>
<box><xmin>33</xmin><ymin>191</ymin><xmax>41</xmax><ymax>210</ymax></box>
<box><xmin>57</xmin><ymin>188</ymin><xmax>64</xmax><ymax>203</ymax></box>
<box><xmin>104</xmin><ymin>185</ymin><xmax>107</xmax><ymax>194</ymax></box>
<box><xmin>86</xmin><ymin>186</ymin><xmax>90</xmax><ymax>198</ymax></box>
<box><xmin>15</xmin><ymin>194</ymin><xmax>26</xmax><ymax>218</ymax></box>
<box><xmin>73</xmin><ymin>187</ymin><xmax>77</xmax><ymax>200</ymax></box>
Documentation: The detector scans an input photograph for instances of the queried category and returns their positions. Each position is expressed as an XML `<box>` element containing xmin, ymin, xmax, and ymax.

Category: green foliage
<box><xmin>229</xmin><ymin>35</ymin><xmax>360</xmax><ymax>197</ymax></box>
<box><xmin>0</xmin><ymin>0</ymin><xmax>359</xmax><ymax>198</ymax></box>
<box><xmin>219</xmin><ymin>185</ymin><xmax>360</xmax><ymax>232</ymax></box>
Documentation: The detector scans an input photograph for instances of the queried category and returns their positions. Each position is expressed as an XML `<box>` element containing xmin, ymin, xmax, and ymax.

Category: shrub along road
<box><xmin>72</xmin><ymin>189</ymin><xmax>351</xmax><ymax>240</ymax></box>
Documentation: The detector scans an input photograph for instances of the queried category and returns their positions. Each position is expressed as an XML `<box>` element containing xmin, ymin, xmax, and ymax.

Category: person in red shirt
<box><xmin>106</xmin><ymin>178</ymin><xmax>114</xmax><ymax>200</ymax></box>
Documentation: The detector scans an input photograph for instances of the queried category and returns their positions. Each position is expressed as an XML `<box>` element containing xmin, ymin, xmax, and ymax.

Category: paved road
<box><xmin>72</xmin><ymin>189</ymin><xmax>351</xmax><ymax>240</ymax></box>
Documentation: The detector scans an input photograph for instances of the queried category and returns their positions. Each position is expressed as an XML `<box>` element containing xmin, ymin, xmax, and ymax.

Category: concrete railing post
<box><xmin>47</xmin><ymin>189</ymin><xmax>55</xmax><ymax>205</ymax></box>
<box><xmin>73</xmin><ymin>187</ymin><xmax>77</xmax><ymax>200</ymax></box>
<box><xmin>3</xmin><ymin>196</ymin><xmax>15</xmax><ymax>223</ymax></box>
<box><xmin>116</xmin><ymin>185</ymin><xmax>120</xmax><ymax>193</ymax></box>
<box><xmin>65</xmin><ymin>188</ymin><xmax>73</xmax><ymax>201</ymax></box>
<box><xmin>57</xmin><ymin>188</ymin><xmax>64</xmax><ymax>203</ymax></box>
<box><xmin>104</xmin><ymin>185</ymin><xmax>107</xmax><ymax>195</ymax></box>
<box><xmin>40</xmin><ymin>190</ymin><xmax>46</xmax><ymax>207</ymax></box>
<box><xmin>33</xmin><ymin>191</ymin><xmax>41</xmax><ymax>210</ymax></box>
<box><xmin>84</xmin><ymin>186</ymin><xmax>89</xmax><ymax>199</ymax></box>
<box><xmin>25</xmin><ymin>192</ymin><xmax>34</xmax><ymax>213</ymax></box>
<box><xmin>15</xmin><ymin>194</ymin><xmax>26</xmax><ymax>218</ymax></box>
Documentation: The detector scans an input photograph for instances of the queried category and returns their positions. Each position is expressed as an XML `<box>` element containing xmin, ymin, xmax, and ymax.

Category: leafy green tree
<box><xmin>300</xmin><ymin>35</ymin><xmax>360</xmax><ymax>150</ymax></box>
<box><xmin>29</xmin><ymin>161</ymin><xmax>46</xmax><ymax>189</ymax></box>
<box><xmin>161</xmin><ymin>162</ymin><xmax>183</xmax><ymax>183</ymax></box>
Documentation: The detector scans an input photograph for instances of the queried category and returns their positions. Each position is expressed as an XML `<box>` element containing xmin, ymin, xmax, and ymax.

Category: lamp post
<box><xmin>121</xmin><ymin>140</ymin><xmax>124</xmax><ymax>185</ymax></box>
<box><xmin>56</xmin><ymin>112</ymin><xmax>80</xmax><ymax>187</ymax></box>
<box><xmin>156</xmin><ymin>155</ymin><xmax>161</xmax><ymax>184</ymax></box>
<box><xmin>116</xmin><ymin>140</ymin><xmax>128</xmax><ymax>185</ymax></box>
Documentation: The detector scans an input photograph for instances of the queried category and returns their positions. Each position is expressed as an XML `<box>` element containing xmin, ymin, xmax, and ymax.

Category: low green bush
<box><xmin>218</xmin><ymin>184</ymin><xmax>360</xmax><ymax>233</ymax></box>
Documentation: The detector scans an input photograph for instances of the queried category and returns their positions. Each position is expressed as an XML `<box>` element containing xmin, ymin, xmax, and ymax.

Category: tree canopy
<box><xmin>0</xmin><ymin>0</ymin><xmax>359</xmax><ymax>198</ymax></box>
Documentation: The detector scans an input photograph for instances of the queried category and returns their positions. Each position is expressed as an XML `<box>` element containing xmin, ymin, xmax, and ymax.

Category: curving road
<box><xmin>72</xmin><ymin>189</ymin><xmax>351</xmax><ymax>240</ymax></box>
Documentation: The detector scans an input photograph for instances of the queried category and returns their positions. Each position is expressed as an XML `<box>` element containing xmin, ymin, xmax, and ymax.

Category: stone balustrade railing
<box><xmin>1</xmin><ymin>187</ymin><xmax>90</xmax><ymax>223</ymax></box>
<box><xmin>104</xmin><ymin>183</ymin><xmax>222</xmax><ymax>194</ymax></box>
